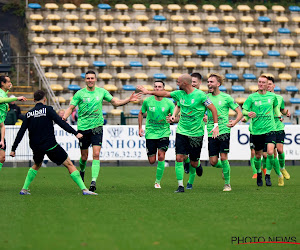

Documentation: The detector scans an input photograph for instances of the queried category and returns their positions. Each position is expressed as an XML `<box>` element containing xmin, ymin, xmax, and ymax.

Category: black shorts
<box><xmin>0</xmin><ymin>138</ymin><xmax>6</xmax><ymax>151</ymax></box>
<box><xmin>78</xmin><ymin>126</ymin><xmax>103</xmax><ymax>149</ymax></box>
<box><xmin>253</xmin><ymin>131</ymin><xmax>276</xmax><ymax>152</ymax></box>
<box><xmin>276</xmin><ymin>130</ymin><xmax>285</xmax><ymax>144</ymax></box>
<box><xmin>250</xmin><ymin>134</ymin><xmax>254</xmax><ymax>150</ymax></box>
<box><xmin>208</xmin><ymin>133</ymin><xmax>230</xmax><ymax>157</ymax></box>
<box><xmin>175</xmin><ymin>133</ymin><xmax>203</xmax><ymax>162</ymax></box>
<box><xmin>146</xmin><ymin>137</ymin><xmax>169</xmax><ymax>156</ymax></box>
<box><xmin>33</xmin><ymin>144</ymin><xmax>68</xmax><ymax>166</ymax></box>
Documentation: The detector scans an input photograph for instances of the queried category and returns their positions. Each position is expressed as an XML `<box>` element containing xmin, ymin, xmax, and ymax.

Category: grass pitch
<box><xmin>0</xmin><ymin>165</ymin><xmax>299</xmax><ymax>250</ymax></box>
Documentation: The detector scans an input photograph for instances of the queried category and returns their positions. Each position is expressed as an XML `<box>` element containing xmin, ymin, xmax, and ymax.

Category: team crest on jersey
<box><xmin>219</xmin><ymin>101</ymin><xmax>222</xmax><ymax>105</ymax></box>
<box><xmin>96</xmin><ymin>96</ymin><xmax>99</xmax><ymax>101</ymax></box>
<box><xmin>255</xmin><ymin>101</ymin><xmax>262</xmax><ymax>106</ymax></box>
<box><xmin>149</xmin><ymin>107</ymin><xmax>155</xmax><ymax>112</ymax></box>
<box><xmin>268</xmin><ymin>99</ymin><xmax>271</xmax><ymax>103</ymax></box>
<box><xmin>162</xmin><ymin>107</ymin><xmax>165</xmax><ymax>112</ymax></box>
<box><xmin>191</xmin><ymin>99</ymin><xmax>194</xmax><ymax>104</ymax></box>
<box><xmin>180</xmin><ymin>99</ymin><xmax>185</xmax><ymax>105</ymax></box>
<box><xmin>87</xmin><ymin>98</ymin><xmax>90</xmax><ymax>102</ymax></box>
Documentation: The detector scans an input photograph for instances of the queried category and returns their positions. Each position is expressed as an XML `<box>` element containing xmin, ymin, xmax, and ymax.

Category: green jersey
<box><xmin>170</xmin><ymin>89</ymin><xmax>209</xmax><ymax>137</ymax></box>
<box><xmin>274</xmin><ymin>94</ymin><xmax>285</xmax><ymax>131</ymax></box>
<box><xmin>141</xmin><ymin>96</ymin><xmax>175</xmax><ymax>139</ymax></box>
<box><xmin>242</xmin><ymin>91</ymin><xmax>278</xmax><ymax>135</ymax></box>
<box><xmin>70</xmin><ymin>87</ymin><xmax>113</xmax><ymax>130</ymax></box>
<box><xmin>0</xmin><ymin>88</ymin><xmax>9</xmax><ymax>123</ymax></box>
<box><xmin>206</xmin><ymin>92</ymin><xmax>239</xmax><ymax>137</ymax></box>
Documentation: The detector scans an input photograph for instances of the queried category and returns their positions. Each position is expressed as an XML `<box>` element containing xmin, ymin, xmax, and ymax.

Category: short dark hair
<box><xmin>154</xmin><ymin>80</ymin><xmax>165</xmax><ymax>87</ymax></box>
<box><xmin>0</xmin><ymin>75</ymin><xmax>7</xmax><ymax>84</ymax></box>
<box><xmin>85</xmin><ymin>70</ymin><xmax>96</xmax><ymax>78</ymax></box>
<box><xmin>34</xmin><ymin>90</ymin><xmax>45</xmax><ymax>101</ymax></box>
<box><xmin>190</xmin><ymin>72</ymin><xmax>202</xmax><ymax>81</ymax></box>
<box><xmin>267</xmin><ymin>76</ymin><xmax>275</xmax><ymax>83</ymax></box>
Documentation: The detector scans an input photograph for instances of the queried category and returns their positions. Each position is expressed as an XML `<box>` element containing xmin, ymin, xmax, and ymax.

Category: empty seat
<box><xmin>45</xmin><ymin>72</ymin><xmax>58</xmax><ymax>79</ymax></box>
<box><xmin>171</xmin><ymin>15</ymin><xmax>184</xmax><ymax>22</ymax></box>
<box><xmin>272</xmin><ymin>5</ymin><xmax>285</xmax><ymax>12</ymax></box>
<box><xmin>117</xmin><ymin>73</ymin><xmax>130</xmax><ymax>80</ymax></box>
<box><xmin>137</xmin><ymin>26</ymin><xmax>151</xmax><ymax>32</ymax></box>
<box><xmin>28</xmin><ymin>3</ymin><xmax>41</xmax><ymax>9</ymax></box>
<box><xmin>291</xmin><ymin>62</ymin><xmax>300</xmax><ymax>68</ymax></box>
<box><xmin>274</xmin><ymin>86</ymin><xmax>281</xmax><ymax>92</ymax></box>
<box><xmin>223</xmin><ymin>16</ymin><xmax>236</xmax><ymax>22</ymax></box>
<box><xmin>203</xmin><ymin>4</ymin><xmax>216</xmax><ymax>11</ymax></box>
<box><xmin>104</xmin><ymin>37</ymin><xmax>118</xmax><ymax>44</ymax></box>
<box><xmin>263</xmin><ymin>38</ymin><xmax>276</xmax><ymax>45</ymax></box>
<box><xmin>45</xmin><ymin>3</ymin><xmax>58</xmax><ymax>9</ymax></box>
<box><xmin>31</xmin><ymin>25</ymin><xmax>44</xmax><ymax>32</ymax></box>
<box><xmin>82</xmin><ymin>14</ymin><xmax>96</xmax><ymax>21</ymax></box>
<box><xmin>148</xmin><ymin>61</ymin><xmax>161</xmax><ymax>67</ymax></box>
<box><xmin>235</xmin><ymin>97</ymin><xmax>247</xmax><ymax>104</ymax></box>
<box><xmin>46</xmin><ymin>14</ymin><xmax>61</xmax><ymax>21</ymax></box>
<box><xmin>63</xmin><ymin>3</ymin><xmax>76</xmax><ymax>10</ymax></box>
<box><xmin>210</xmin><ymin>38</ymin><xmax>224</xmax><ymax>44</ymax></box>
<box><xmin>161</xmin><ymin>49</ymin><xmax>174</xmax><ymax>56</ymax></box>
<box><xmin>232</xmin><ymin>50</ymin><xmax>245</xmax><ymax>57</ymax></box>
<box><xmin>183</xmin><ymin>61</ymin><xmax>197</xmax><ymax>68</ymax></box>
<box><xmin>68</xmin><ymin>37</ymin><xmax>82</xmax><ymax>44</ymax></box>
<box><xmin>153</xmin><ymin>15</ymin><xmax>167</xmax><ymax>21</ymax></box>
<box><xmin>281</xmin><ymin>39</ymin><xmax>294</xmax><ymax>46</ymax></box>
<box><xmin>62</xmin><ymin>73</ymin><xmax>76</xmax><ymax>79</ymax></box>
<box><xmin>154</xmin><ymin>26</ymin><xmax>168</xmax><ymax>33</ymax></box>
<box><xmin>115</xmin><ymin>4</ymin><xmax>128</xmax><ymax>10</ymax></box>
<box><xmin>279</xmin><ymin>73</ymin><xmax>292</xmax><ymax>80</ymax></box>
<box><xmin>214</xmin><ymin>50</ymin><xmax>228</xmax><ymax>56</ymax></box>
<box><xmin>142</xmin><ymin>49</ymin><xmax>156</xmax><ymax>56</ymax></box>
<box><xmin>153</xmin><ymin>73</ymin><xmax>167</xmax><ymax>79</ymax></box>
<box><xmin>106</xmin><ymin>49</ymin><xmax>121</xmax><ymax>56</ymax></box>
<box><xmin>290</xmin><ymin>98</ymin><xmax>300</xmax><ymax>104</ymax></box>
<box><xmin>260</xmin><ymin>27</ymin><xmax>273</xmax><ymax>34</ymax></box>
<box><xmin>68</xmin><ymin>85</ymin><xmax>81</xmax><ymax>92</ymax></box>
<box><xmin>111</xmin><ymin>61</ymin><xmax>125</xmax><ymax>67</ymax></box>
<box><xmin>243</xmin><ymin>73</ymin><xmax>256</xmax><ymax>80</ymax></box>
<box><xmin>110</xmin><ymin>109</ymin><xmax>123</xmax><ymax>116</ymax></box>
<box><xmin>219</xmin><ymin>86</ymin><xmax>227</xmax><ymax>92</ymax></box>
<box><xmin>99</xmin><ymin>73</ymin><xmax>112</xmax><ymax>80</ymax></box>
<box><xmin>150</xmin><ymin>4</ymin><xmax>163</xmax><ymax>11</ymax></box>
<box><xmin>100</xmin><ymin>15</ymin><xmax>114</xmax><ymax>22</ymax></box>
<box><xmin>172</xmin><ymin>26</ymin><xmax>186</xmax><ymax>33</ymax></box>
<box><xmin>250</xmin><ymin>50</ymin><xmax>263</xmax><ymax>57</ymax></box>
<box><xmin>286</xmin><ymin>86</ymin><xmax>299</xmax><ymax>92</ymax></box>
<box><xmin>135</xmin><ymin>15</ymin><xmax>149</xmax><ymax>22</ymax></box>
<box><xmin>88</xmin><ymin>49</ymin><xmax>102</xmax><ymax>55</ymax></box>
<box><xmin>32</xmin><ymin>37</ymin><xmax>46</xmax><ymax>43</ymax></box>
<box><xmin>240</xmin><ymin>16</ymin><xmax>254</xmax><ymax>22</ymax></box>
<box><xmin>66</xmin><ymin>26</ymin><xmax>80</xmax><ymax>32</ymax></box>
<box><xmin>121</xmin><ymin>37</ymin><xmax>135</xmax><ymax>44</ymax></box>
<box><xmin>189</xmin><ymin>27</ymin><xmax>203</xmax><ymax>33</ymax></box>
<box><xmin>208</xmin><ymin>27</ymin><xmax>221</xmax><ymax>33</ymax></box>
<box><xmin>165</xmin><ymin>61</ymin><xmax>179</xmax><ymax>68</ymax></box>
<box><xmin>171</xmin><ymin>73</ymin><xmax>182</xmax><ymax>79</ymax></box>
<box><xmin>40</xmin><ymin>60</ymin><xmax>53</xmax><ymax>67</ymax></box>
<box><xmin>53</xmin><ymin>48</ymin><xmax>66</xmax><ymax>55</ymax></box>
<box><xmin>196</xmin><ymin>50</ymin><xmax>210</xmax><ymax>56</ymax></box>
<box><xmin>243</xmin><ymin>27</ymin><xmax>256</xmax><ymax>34</ymax></box>
<box><xmin>255</xmin><ymin>62</ymin><xmax>268</xmax><ymax>68</ymax></box>
<box><xmin>48</xmin><ymin>25</ymin><xmax>62</xmax><ymax>32</ymax></box>
<box><xmin>178</xmin><ymin>49</ymin><xmax>192</xmax><ymax>56</ymax></box>
<box><xmin>232</xmin><ymin>85</ymin><xmax>245</xmax><ymax>92</ymax></box>
<box><xmin>133</xmin><ymin>4</ymin><xmax>146</xmax><ymax>10</ymax></box>
<box><xmin>30</xmin><ymin>14</ymin><xmax>43</xmax><ymax>21</ymax></box>
<box><xmin>200</xmin><ymin>61</ymin><xmax>214</xmax><ymax>68</ymax></box>
<box><xmin>272</xmin><ymin>62</ymin><xmax>286</xmax><ymax>68</ymax></box>
<box><xmin>129</xmin><ymin>61</ymin><xmax>143</xmax><ymax>67</ymax></box>
<box><xmin>228</xmin><ymin>38</ymin><xmax>241</xmax><ymax>45</ymax></box>
<box><xmin>278</xmin><ymin>28</ymin><xmax>291</xmax><ymax>34</ymax></box>
<box><xmin>86</xmin><ymin>37</ymin><xmax>100</xmax><ymax>44</ymax></box>
<box><xmin>206</xmin><ymin>15</ymin><xmax>219</xmax><ymax>22</ymax></box>
<box><xmin>118</xmin><ymin>15</ymin><xmax>131</xmax><ymax>22</ymax></box>
<box><xmin>289</xmin><ymin>6</ymin><xmax>300</xmax><ymax>12</ymax></box>
<box><xmin>192</xmin><ymin>38</ymin><xmax>206</xmax><ymax>44</ymax></box>
<box><xmin>185</xmin><ymin>4</ymin><xmax>198</xmax><ymax>11</ymax></box>
<box><xmin>276</xmin><ymin>16</ymin><xmax>289</xmax><ymax>23</ymax></box>
<box><xmin>80</xmin><ymin>3</ymin><xmax>93</xmax><ymax>10</ymax></box>
<box><xmin>226</xmin><ymin>74</ymin><xmax>239</xmax><ymax>80</ymax></box>
<box><xmin>188</xmin><ymin>15</ymin><xmax>201</xmax><ymax>22</ymax></box>
<box><xmin>75</xmin><ymin>61</ymin><xmax>89</xmax><ymax>67</ymax></box>
<box><xmin>219</xmin><ymin>5</ymin><xmax>232</xmax><ymax>11</ymax></box>
<box><xmin>268</xmin><ymin>50</ymin><xmax>280</xmax><ymax>56</ymax></box>
<box><xmin>246</xmin><ymin>38</ymin><xmax>259</xmax><ymax>45</ymax></box>
<box><xmin>57</xmin><ymin>60</ymin><xmax>70</xmax><ymax>67</ymax></box>
<box><xmin>65</xmin><ymin>15</ymin><xmax>79</xmax><ymax>21</ymax></box>
<box><xmin>71</xmin><ymin>49</ymin><xmax>84</xmax><ymax>55</ymax></box>
<box><xmin>174</xmin><ymin>38</ymin><xmax>189</xmax><ymax>44</ymax></box>
<box><xmin>254</xmin><ymin>5</ymin><xmax>268</xmax><ymax>12</ymax></box>
<box><xmin>220</xmin><ymin>62</ymin><xmax>232</xmax><ymax>68</ymax></box>
<box><xmin>224</xmin><ymin>27</ymin><xmax>238</xmax><ymax>34</ymax></box>
<box><xmin>124</xmin><ymin>49</ymin><xmax>138</xmax><ymax>56</ymax></box>
<box><xmin>123</xmin><ymin>85</ymin><xmax>136</xmax><ymax>91</ymax></box>
<box><xmin>237</xmin><ymin>5</ymin><xmax>251</xmax><ymax>12</ymax></box>
<box><xmin>84</xmin><ymin>26</ymin><xmax>98</xmax><ymax>32</ymax></box>
<box><xmin>135</xmin><ymin>73</ymin><xmax>148</xmax><ymax>79</ymax></box>
<box><xmin>139</xmin><ymin>37</ymin><xmax>153</xmax><ymax>44</ymax></box>
<box><xmin>258</xmin><ymin>16</ymin><xmax>271</xmax><ymax>23</ymax></box>
<box><xmin>248</xmin><ymin>85</ymin><xmax>258</xmax><ymax>92</ymax></box>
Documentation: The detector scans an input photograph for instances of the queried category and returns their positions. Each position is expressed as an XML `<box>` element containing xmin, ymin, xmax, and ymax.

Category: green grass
<box><xmin>0</xmin><ymin>166</ymin><xmax>299</xmax><ymax>250</ymax></box>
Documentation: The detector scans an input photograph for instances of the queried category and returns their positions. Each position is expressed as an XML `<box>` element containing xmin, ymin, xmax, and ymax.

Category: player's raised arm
<box><xmin>63</xmin><ymin>105</ymin><xmax>76</xmax><ymax>121</ymax></box>
<box><xmin>137</xmin><ymin>85</ymin><xmax>172</xmax><ymax>98</ymax></box>
<box><xmin>110</xmin><ymin>91</ymin><xmax>142</xmax><ymax>107</ymax></box>
<box><xmin>227</xmin><ymin>107</ymin><xmax>243</xmax><ymax>128</ymax></box>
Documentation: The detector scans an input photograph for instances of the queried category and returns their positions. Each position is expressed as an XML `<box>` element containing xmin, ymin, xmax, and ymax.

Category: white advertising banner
<box><xmin>6</xmin><ymin>125</ymin><xmax>300</xmax><ymax>161</ymax></box>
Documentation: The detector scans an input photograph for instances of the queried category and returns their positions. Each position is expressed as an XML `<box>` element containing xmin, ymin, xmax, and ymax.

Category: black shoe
<box><xmin>174</xmin><ymin>186</ymin><xmax>184</xmax><ymax>193</ymax></box>
<box><xmin>89</xmin><ymin>181</ymin><xmax>96</xmax><ymax>191</ymax></box>
<box><xmin>184</xmin><ymin>162</ymin><xmax>190</xmax><ymax>174</ymax></box>
<box><xmin>265</xmin><ymin>174</ymin><xmax>272</xmax><ymax>186</ymax></box>
<box><xmin>257</xmin><ymin>172</ymin><xmax>263</xmax><ymax>186</ymax></box>
<box><xmin>196</xmin><ymin>164</ymin><xmax>203</xmax><ymax>177</ymax></box>
<box><xmin>80</xmin><ymin>171</ymin><xmax>85</xmax><ymax>182</ymax></box>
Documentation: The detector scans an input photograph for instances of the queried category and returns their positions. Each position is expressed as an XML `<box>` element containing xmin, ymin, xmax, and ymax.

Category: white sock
<box><xmin>178</xmin><ymin>180</ymin><xmax>183</xmax><ymax>187</ymax></box>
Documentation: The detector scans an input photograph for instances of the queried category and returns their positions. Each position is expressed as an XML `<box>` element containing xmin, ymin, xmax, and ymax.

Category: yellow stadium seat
<box><xmin>82</xmin><ymin>15</ymin><xmax>96</xmax><ymax>21</ymax></box>
<box><xmin>54</xmin><ymin>96</ymin><xmax>66</xmax><ymax>104</ymax></box>
<box><xmin>246</xmin><ymin>38</ymin><xmax>259</xmax><ymax>45</ymax></box>
<box><xmin>184</xmin><ymin>4</ymin><xmax>198</xmax><ymax>11</ymax></box>
<box><xmin>189</xmin><ymin>27</ymin><xmax>203</xmax><ymax>33</ymax></box>
<box><xmin>285</xmin><ymin>50</ymin><xmax>298</xmax><ymax>57</ymax></box>
<box><xmin>139</xmin><ymin>37</ymin><xmax>153</xmax><ymax>44</ymax></box>
<box><xmin>272</xmin><ymin>5</ymin><xmax>285</xmax><ymax>12</ymax></box>
<box><xmin>135</xmin><ymin>73</ymin><xmax>148</xmax><ymax>79</ymax></box>
<box><xmin>62</xmin><ymin>73</ymin><xmax>76</xmax><ymax>79</ymax></box>
<box><xmin>143</xmin><ymin>49</ymin><xmax>156</xmax><ymax>56</ymax></box>
<box><xmin>124</xmin><ymin>49</ymin><xmax>138</xmax><ymax>56</ymax></box>
<box><xmin>263</xmin><ymin>38</ymin><xmax>276</xmax><ymax>45</ymax></box>
<box><xmin>88</xmin><ymin>49</ymin><xmax>102</xmax><ymax>56</ymax></box>
<box><xmin>46</xmin><ymin>14</ymin><xmax>61</xmax><ymax>21</ymax></box>
<box><xmin>150</xmin><ymin>4</ymin><xmax>163</xmax><ymax>11</ymax></box>
<box><xmin>214</xmin><ymin>50</ymin><xmax>228</xmax><ymax>56</ymax></box>
<box><xmin>117</xmin><ymin>73</ymin><xmax>131</xmax><ymax>80</ymax></box>
<box><xmin>119</xmin><ymin>26</ymin><xmax>133</xmax><ymax>33</ymax></box>
<box><xmin>210</xmin><ymin>38</ymin><xmax>224</xmax><ymax>44</ymax></box>
<box><xmin>200</xmin><ymin>85</ymin><xmax>209</xmax><ymax>92</ymax></box>
<box><xmin>35</xmin><ymin>48</ymin><xmax>49</xmax><ymax>55</ymax></box>
<box><xmin>178</xmin><ymin>50</ymin><xmax>192</xmax><ymax>56</ymax></box>
<box><xmin>200</xmin><ymin>61</ymin><xmax>214</xmax><ymax>67</ymax></box>
<box><xmin>99</xmin><ymin>73</ymin><xmax>112</xmax><ymax>79</ymax></box>
<box><xmin>118</xmin><ymin>15</ymin><xmax>131</xmax><ymax>22</ymax></box>
<box><xmin>65</xmin><ymin>15</ymin><xmax>79</xmax><ymax>21</ymax></box>
<box><xmin>235</xmin><ymin>97</ymin><xmax>247</xmax><ymax>104</ymax></box>
<box><xmin>85</xmin><ymin>37</ymin><xmax>99</xmax><ymax>44</ymax></box>
<box><xmin>111</xmin><ymin>61</ymin><xmax>125</xmax><ymax>67</ymax></box>
<box><xmin>168</xmin><ymin>4</ymin><xmax>181</xmax><ymax>11</ymax></box>
<box><xmin>53</xmin><ymin>48</ymin><xmax>66</xmax><ymax>55</ymax></box>
<box><xmin>260</xmin><ymin>28</ymin><xmax>273</xmax><ymax>34</ymax></box>
<box><xmin>148</xmin><ymin>61</ymin><xmax>161</xmax><ymax>67</ymax></box>
<box><xmin>240</xmin><ymin>16</ymin><xmax>254</xmax><ymax>22</ymax></box>
<box><xmin>279</xmin><ymin>73</ymin><xmax>292</xmax><ymax>80</ymax></box>
<box><xmin>71</xmin><ymin>49</ymin><xmax>84</xmax><ymax>55</ymax></box>
<box><xmin>237</xmin><ymin>62</ymin><xmax>250</xmax><ymax>68</ymax></box>
<box><xmin>104</xmin><ymin>37</ymin><xmax>118</xmax><ymax>44</ymax></box>
<box><xmin>45</xmin><ymin>72</ymin><xmax>58</xmax><ymax>79</ymax></box>
<box><xmin>63</xmin><ymin>3</ymin><xmax>76</xmax><ymax>10</ymax></box>
<box><xmin>249</xmin><ymin>85</ymin><xmax>258</xmax><ymax>92</ymax></box>
<box><xmin>225</xmin><ymin>27</ymin><xmax>238</xmax><ymax>34</ymax></box>
<box><xmin>115</xmin><ymin>4</ymin><xmax>128</xmax><ymax>10</ymax></box>
<box><xmin>157</xmin><ymin>38</ymin><xmax>171</xmax><ymax>44</ymax></box>
<box><xmin>30</xmin><ymin>14</ymin><xmax>43</xmax><ymax>21</ymax></box>
<box><xmin>203</xmin><ymin>4</ymin><xmax>216</xmax><ymax>11</ymax></box>
<box><xmin>68</xmin><ymin>37</ymin><xmax>82</xmax><ymax>44</ymax></box>
<box><xmin>276</xmin><ymin>16</ymin><xmax>288</xmax><ymax>23</ymax></box>
<box><xmin>293</xmin><ymin>17</ymin><xmax>300</xmax><ymax>23</ymax></box>
<box><xmin>272</xmin><ymin>62</ymin><xmax>286</xmax><ymax>68</ymax></box>
<box><xmin>254</xmin><ymin>5</ymin><xmax>268</xmax><ymax>12</ymax></box>
<box><xmin>237</xmin><ymin>5</ymin><xmax>251</xmax><ymax>11</ymax></box>
<box><xmin>171</xmin><ymin>15</ymin><xmax>184</xmax><ymax>22</ymax></box>
<box><xmin>48</xmin><ymin>25</ymin><xmax>62</xmax><ymax>32</ymax></box>
<box><xmin>121</xmin><ymin>37</ymin><xmax>135</xmax><ymax>44</ymax></box>
<box><xmin>110</xmin><ymin>109</ymin><xmax>123</xmax><ymax>116</ymax></box>
<box><xmin>154</xmin><ymin>26</ymin><xmax>168</xmax><ymax>33</ymax></box>
<box><xmin>40</xmin><ymin>60</ymin><xmax>53</xmax><ymax>67</ymax></box>
<box><xmin>174</xmin><ymin>38</ymin><xmax>189</xmax><ymax>44</ymax></box>
<box><xmin>135</xmin><ymin>15</ymin><xmax>149</xmax><ymax>22</ymax></box>
<box><xmin>223</xmin><ymin>16</ymin><xmax>236</xmax><ymax>22</ymax></box>
<box><xmin>164</xmin><ymin>85</ymin><xmax>173</xmax><ymax>91</ymax></box>
<box><xmin>80</xmin><ymin>4</ymin><xmax>93</xmax><ymax>10</ymax></box>
<box><xmin>228</xmin><ymin>38</ymin><xmax>241</xmax><ymax>45</ymax></box>
<box><xmin>281</xmin><ymin>39</ymin><xmax>294</xmax><ymax>46</ymax></box>
<box><xmin>250</xmin><ymin>50</ymin><xmax>264</xmax><ymax>57</ymax></box>
<box><xmin>56</xmin><ymin>60</ymin><xmax>70</xmax><ymax>67</ymax></box>
<box><xmin>106</xmin><ymin>49</ymin><xmax>121</xmax><ymax>56</ymax></box>
<box><xmin>290</xmin><ymin>62</ymin><xmax>300</xmax><ymax>68</ymax></box>
<box><xmin>219</xmin><ymin>5</ymin><xmax>232</xmax><ymax>11</ymax></box>
<box><xmin>183</xmin><ymin>61</ymin><xmax>197</xmax><ymax>68</ymax></box>
<box><xmin>31</xmin><ymin>25</ymin><xmax>44</xmax><ymax>32</ymax></box>
<box><xmin>206</xmin><ymin>15</ymin><xmax>219</xmax><ymax>22</ymax></box>
<box><xmin>133</xmin><ymin>4</ymin><xmax>146</xmax><ymax>10</ymax></box>
<box><xmin>75</xmin><ymin>61</ymin><xmax>89</xmax><ymax>67</ymax></box>
<box><xmin>32</xmin><ymin>37</ymin><xmax>46</xmax><ymax>43</ymax></box>
<box><xmin>100</xmin><ymin>15</ymin><xmax>114</xmax><ymax>21</ymax></box>
<box><xmin>84</xmin><ymin>26</ymin><xmax>98</xmax><ymax>32</ymax></box>
<box><xmin>142</xmin><ymin>85</ymin><xmax>153</xmax><ymax>90</ymax></box>
<box><xmin>137</xmin><ymin>26</ymin><xmax>151</xmax><ymax>32</ymax></box>
<box><xmin>15</xmin><ymin>119</ymin><xmax>23</xmax><ymax>126</ymax></box>
<box><xmin>104</xmin><ymin>84</ymin><xmax>118</xmax><ymax>91</ymax></box>
<box><xmin>102</xmin><ymin>26</ymin><xmax>116</xmax><ymax>33</ymax></box>
<box><xmin>165</xmin><ymin>61</ymin><xmax>179</xmax><ymax>68</ymax></box>
<box><xmin>49</xmin><ymin>37</ymin><xmax>63</xmax><ymax>44</ymax></box>
<box><xmin>66</xmin><ymin>26</ymin><xmax>80</xmax><ymax>32</ymax></box>
<box><xmin>50</xmin><ymin>84</ymin><xmax>63</xmax><ymax>91</ymax></box>
<box><xmin>243</xmin><ymin>27</ymin><xmax>256</xmax><ymax>34</ymax></box>
<box><xmin>192</xmin><ymin>38</ymin><xmax>206</xmax><ymax>44</ymax></box>
<box><xmin>188</xmin><ymin>15</ymin><xmax>201</xmax><ymax>22</ymax></box>
<box><xmin>171</xmin><ymin>73</ymin><xmax>182</xmax><ymax>79</ymax></box>
<box><xmin>173</xmin><ymin>26</ymin><xmax>186</xmax><ymax>33</ymax></box>
<box><xmin>45</xmin><ymin>3</ymin><xmax>58</xmax><ymax>9</ymax></box>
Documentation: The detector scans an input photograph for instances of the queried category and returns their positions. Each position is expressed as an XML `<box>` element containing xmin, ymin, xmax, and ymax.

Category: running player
<box><xmin>138</xmin><ymin>80</ymin><xmax>175</xmax><ymax>188</ymax></box>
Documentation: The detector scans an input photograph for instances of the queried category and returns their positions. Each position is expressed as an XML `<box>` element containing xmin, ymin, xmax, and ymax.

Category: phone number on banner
<box><xmin>100</xmin><ymin>151</ymin><xmax>142</xmax><ymax>159</ymax></box>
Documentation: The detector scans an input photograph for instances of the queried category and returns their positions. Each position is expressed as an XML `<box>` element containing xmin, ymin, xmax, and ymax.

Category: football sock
<box><xmin>91</xmin><ymin>160</ymin><xmax>100</xmax><ymax>182</ymax></box>
<box><xmin>175</xmin><ymin>161</ymin><xmax>184</xmax><ymax>185</ymax></box>
<box><xmin>273</xmin><ymin>158</ymin><xmax>282</xmax><ymax>177</ymax></box>
<box><xmin>22</xmin><ymin>168</ymin><xmax>37</xmax><ymax>190</ymax></box>
<box><xmin>266</xmin><ymin>155</ymin><xmax>274</xmax><ymax>175</ymax></box>
<box><xmin>262</xmin><ymin>157</ymin><xmax>266</xmax><ymax>170</ymax></box>
<box><xmin>155</xmin><ymin>160</ymin><xmax>165</xmax><ymax>184</ymax></box>
<box><xmin>250</xmin><ymin>157</ymin><xmax>257</xmax><ymax>174</ymax></box>
<box><xmin>188</xmin><ymin>161</ymin><xmax>199</xmax><ymax>185</ymax></box>
<box><xmin>0</xmin><ymin>162</ymin><xmax>2</xmax><ymax>171</ymax></box>
<box><xmin>278</xmin><ymin>152</ymin><xmax>285</xmax><ymax>170</ymax></box>
<box><xmin>221</xmin><ymin>160</ymin><xmax>231</xmax><ymax>185</ymax></box>
<box><xmin>79</xmin><ymin>157</ymin><xmax>86</xmax><ymax>172</ymax></box>
<box><xmin>212</xmin><ymin>160</ymin><xmax>222</xmax><ymax>168</ymax></box>
<box><xmin>254</xmin><ymin>157</ymin><xmax>262</xmax><ymax>173</ymax></box>
<box><xmin>70</xmin><ymin>170</ymin><xmax>87</xmax><ymax>190</ymax></box>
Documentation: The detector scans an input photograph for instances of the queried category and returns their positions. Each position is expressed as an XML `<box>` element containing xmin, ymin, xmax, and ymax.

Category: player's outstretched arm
<box><xmin>0</xmin><ymin>96</ymin><xmax>27</xmax><ymax>104</ymax></box>
<box><xmin>11</xmin><ymin>118</ymin><xmax>29</xmax><ymax>153</ymax></box>
<box><xmin>281</xmin><ymin>108</ymin><xmax>290</xmax><ymax>117</ymax></box>
<box><xmin>110</xmin><ymin>92</ymin><xmax>142</xmax><ymax>107</ymax></box>
<box><xmin>207</xmin><ymin>103</ymin><xmax>219</xmax><ymax>138</ymax></box>
<box><xmin>136</xmin><ymin>85</ymin><xmax>172</xmax><ymax>98</ymax></box>
<box><xmin>138</xmin><ymin>110</ymin><xmax>144</xmax><ymax>137</ymax></box>
<box><xmin>63</xmin><ymin>105</ymin><xmax>76</xmax><ymax>121</ymax></box>
<box><xmin>227</xmin><ymin>107</ymin><xmax>244</xmax><ymax>127</ymax></box>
